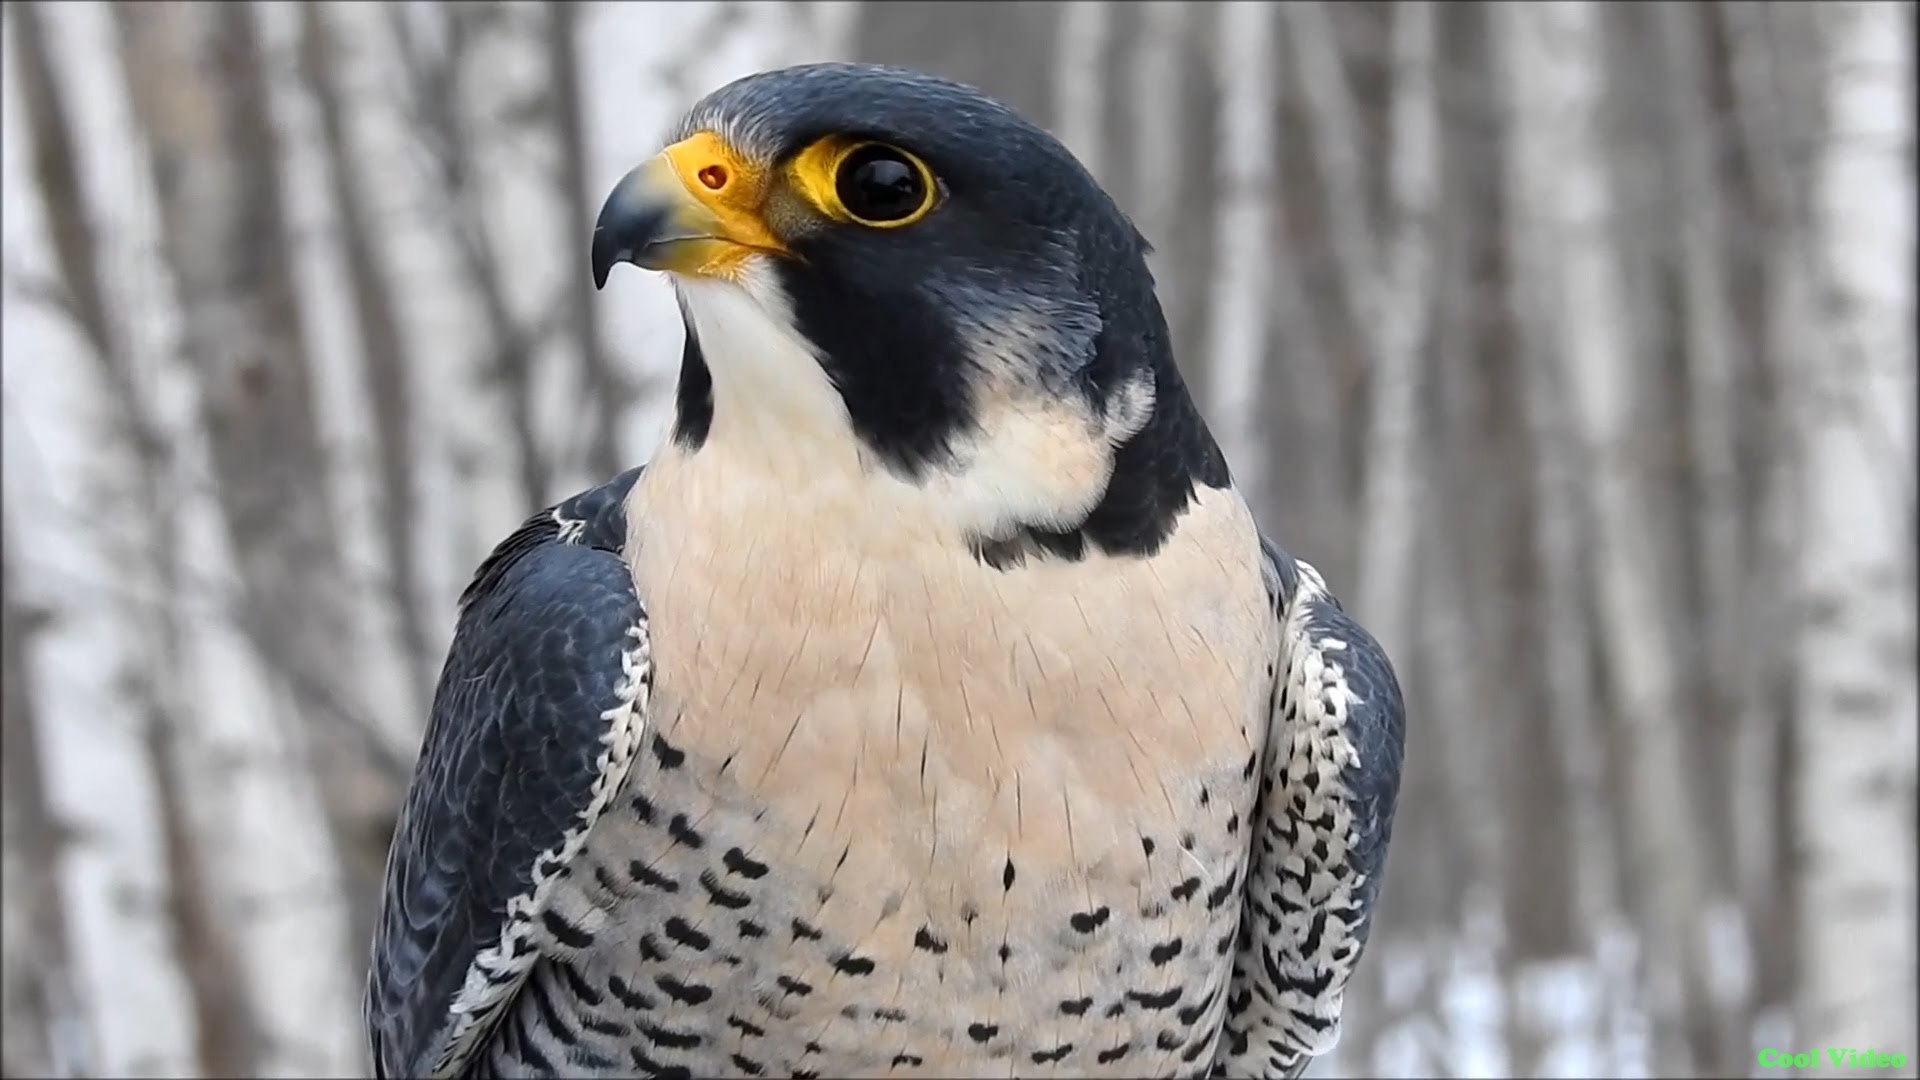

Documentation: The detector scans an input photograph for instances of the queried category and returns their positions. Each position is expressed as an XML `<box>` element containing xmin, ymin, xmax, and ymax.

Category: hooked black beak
<box><xmin>592</xmin><ymin>156</ymin><xmax>695</xmax><ymax>288</ymax></box>
<box><xmin>590</xmin><ymin>136</ymin><xmax>787</xmax><ymax>289</ymax></box>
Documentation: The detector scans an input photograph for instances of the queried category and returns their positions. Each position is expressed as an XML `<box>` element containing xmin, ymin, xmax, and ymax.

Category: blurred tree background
<box><xmin>1</xmin><ymin>1</ymin><xmax>1913</xmax><ymax>1077</ymax></box>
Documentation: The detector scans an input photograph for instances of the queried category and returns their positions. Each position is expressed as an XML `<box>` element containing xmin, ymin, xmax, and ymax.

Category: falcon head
<box><xmin>592</xmin><ymin>62</ymin><xmax>1226</xmax><ymax>564</ymax></box>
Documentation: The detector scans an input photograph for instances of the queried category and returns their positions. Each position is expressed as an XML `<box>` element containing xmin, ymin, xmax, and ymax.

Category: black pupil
<box><xmin>837</xmin><ymin>147</ymin><xmax>925</xmax><ymax>223</ymax></box>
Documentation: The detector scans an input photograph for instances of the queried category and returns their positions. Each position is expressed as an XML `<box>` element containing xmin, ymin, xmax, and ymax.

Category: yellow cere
<box><xmin>655</xmin><ymin>131</ymin><xmax>788</xmax><ymax>278</ymax></box>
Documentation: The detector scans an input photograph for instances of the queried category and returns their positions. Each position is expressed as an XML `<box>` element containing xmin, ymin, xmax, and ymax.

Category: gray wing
<box><xmin>1216</xmin><ymin>537</ymin><xmax>1407</xmax><ymax>1079</ymax></box>
<box><xmin>365</xmin><ymin>468</ymin><xmax>650</xmax><ymax>1079</ymax></box>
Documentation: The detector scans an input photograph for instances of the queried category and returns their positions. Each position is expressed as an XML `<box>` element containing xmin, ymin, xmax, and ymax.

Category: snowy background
<box><xmin>2</xmin><ymin>2</ymin><xmax>1913</xmax><ymax>1077</ymax></box>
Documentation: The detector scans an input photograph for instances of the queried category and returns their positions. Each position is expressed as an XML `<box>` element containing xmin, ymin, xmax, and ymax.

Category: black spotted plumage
<box><xmin>1257</xmin><ymin>538</ymin><xmax>1405</xmax><ymax>923</ymax></box>
<box><xmin>1214</xmin><ymin>539</ymin><xmax>1407</xmax><ymax>1079</ymax></box>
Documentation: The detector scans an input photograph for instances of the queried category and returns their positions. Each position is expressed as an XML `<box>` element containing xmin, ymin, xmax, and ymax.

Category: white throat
<box><xmin>655</xmin><ymin>269</ymin><xmax>1157</xmax><ymax>548</ymax></box>
<box><xmin>673</xmin><ymin>271</ymin><xmax>860</xmax><ymax>476</ymax></box>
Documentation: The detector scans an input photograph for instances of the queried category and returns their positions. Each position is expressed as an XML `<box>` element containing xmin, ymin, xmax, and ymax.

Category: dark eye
<box><xmin>835</xmin><ymin>144</ymin><xmax>932</xmax><ymax>226</ymax></box>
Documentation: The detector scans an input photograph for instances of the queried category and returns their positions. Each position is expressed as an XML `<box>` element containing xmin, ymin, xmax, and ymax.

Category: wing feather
<box><xmin>1217</xmin><ymin>537</ymin><xmax>1407</xmax><ymax>1078</ymax></box>
<box><xmin>365</xmin><ymin>469</ymin><xmax>648</xmax><ymax>1079</ymax></box>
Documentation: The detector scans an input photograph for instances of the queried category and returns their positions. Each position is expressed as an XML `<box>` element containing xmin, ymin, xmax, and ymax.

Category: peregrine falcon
<box><xmin>366</xmin><ymin>63</ymin><xmax>1405</xmax><ymax>1080</ymax></box>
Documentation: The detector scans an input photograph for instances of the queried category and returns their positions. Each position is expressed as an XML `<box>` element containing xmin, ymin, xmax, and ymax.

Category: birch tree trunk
<box><xmin>1</xmin><ymin>516</ymin><xmax>94</xmax><ymax>1079</ymax></box>
<box><xmin>1497</xmin><ymin>4</ymin><xmax>1632</xmax><ymax>1065</ymax></box>
<box><xmin>1253</xmin><ymin>20</ymin><xmax>1345</xmax><ymax>561</ymax></box>
<box><xmin>1200</xmin><ymin>2</ymin><xmax>1277</xmax><ymax>500</ymax></box>
<box><xmin>1417</xmin><ymin>178</ymin><xmax>1505</xmax><ymax>915</ymax></box>
<box><xmin>1351</xmin><ymin>0</ymin><xmax>1436</xmax><ymax>665</ymax></box>
<box><xmin>1653</xmin><ymin>8</ymin><xmax>1770</xmax><ymax>1067</ymax></box>
<box><xmin>388</xmin><ymin>0</ymin><xmax>553</xmax><ymax>512</ymax></box>
<box><xmin>1793</xmin><ymin>0</ymin><xmax>1918</xmax><ymax>1057</ymax></box>
<box><xmin>1273</xmin><ymin>0</ymin><xmax>1394</xmax><ymax>595</ymax></box>
<box><xmin>1719</xmin><ymin>0</ymin><xmax>1828</xmax><ymax>1033</ymax></box>
<box><xmin>1122</xmin><ymin>1</ymin><xmax>1212</xmax><ymax>370</ymax></box>
<box><xmin>1279</xmin><ymin>0</ymin><xmax>1380</xmax><ymax>350</ymax></box>
<box><xmin>296</xmin><ymin>0</ymin><xmax>436</xmax><ymax>717</ymax></box>
<box><xmin>850</xmin><ymin>1</ymin><xmax>1059</xmax><ymax>122</ymax></box>
<box><xmin>544</xmin><ymin>0</ymin><xmax>630</xmax><ymax>481</ymax></box>
<box><xmin>1500</xmin><ymin>2</ymin><xmax>1719</xmax><ymax>1070</ymax></box>
<box><xmin>1051</xmin><ymin>0</ymin><xmax>1111</xmax><ymax>181</ymax></box>
<box><xmin>6</xmin><ymin>3</ymin><xmax>255</xmax><ymax>1072</ymax></box>
<box><xmin>113</xmin><ymin>3</ymin><xmax>371</xmax><ymax>1069</ymax></box>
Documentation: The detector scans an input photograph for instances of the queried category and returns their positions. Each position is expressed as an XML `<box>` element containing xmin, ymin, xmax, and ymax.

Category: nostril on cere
<box><xmin>698</xmin><ymin>164</ymin><xmax>728</xmax><ymax>191</ymax></box>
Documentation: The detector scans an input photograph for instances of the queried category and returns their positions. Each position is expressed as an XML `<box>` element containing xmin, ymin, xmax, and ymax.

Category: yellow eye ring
<box><xmin>830</xmin><ymin>142</ymin><xmax>937</xmax><ymax>227</ymax></box>
<box><xmin>788</xmin><ymin>137</ymin><xmax>939</xmax><ymax>229</ymax></box>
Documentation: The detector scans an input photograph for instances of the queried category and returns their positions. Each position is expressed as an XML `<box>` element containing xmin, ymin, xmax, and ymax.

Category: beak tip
<box><xmin>592</xmin><ymin>159</ymin><xmax>686</xmax><ymax>289</ymax></box>
<box><xmin>590</xmin><ymin>227</ymin><xmax>622</xmax><ymax>291</ymax></box>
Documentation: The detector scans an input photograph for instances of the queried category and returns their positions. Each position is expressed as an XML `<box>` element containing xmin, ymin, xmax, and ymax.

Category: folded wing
<box><xmin>1218</xmin><ymin>538</ymin><xmax>1407</xmax><ymax>1078</ymax></box>
<box><xmin>365</xmin><ymin>470</ymin><xmax>650</xmax><ymax>1078</ymax></box>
